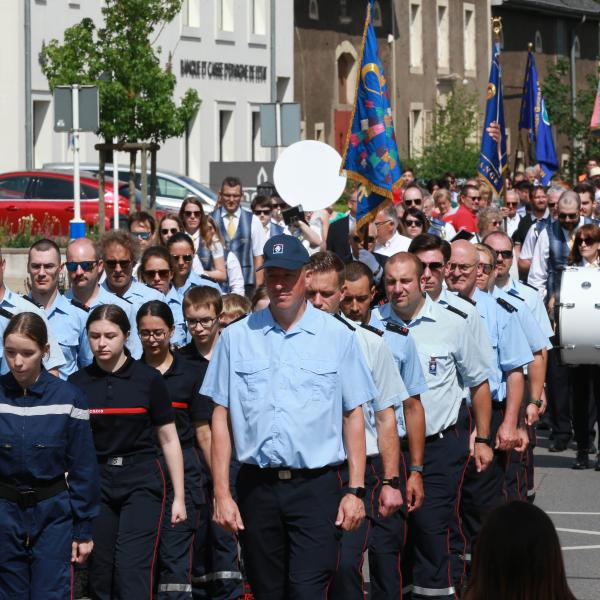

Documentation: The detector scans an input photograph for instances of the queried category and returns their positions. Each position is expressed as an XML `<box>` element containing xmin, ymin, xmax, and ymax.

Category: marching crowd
<box><xmin>0</xmin><ymin>168</ymin><xmax>591</xmax><ymax>600</ymax></box>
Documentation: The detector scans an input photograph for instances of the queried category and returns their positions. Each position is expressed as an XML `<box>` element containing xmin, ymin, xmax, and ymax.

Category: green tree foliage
<box><xmin>40</xmin><ymin>0</ymin><xmax>200</xmax><ymax>143</ymax></box>
<box><xmin>416</xmin><ymin>84</ymin><xmax>480</xmax><ymax>180</ymax></box>
<box><xmin>541</xmin><ymin>57</ymin><xmax>600</xmax><ymax>181</ymax></box>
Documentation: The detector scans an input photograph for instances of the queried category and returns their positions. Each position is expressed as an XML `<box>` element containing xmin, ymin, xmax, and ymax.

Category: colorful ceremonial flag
<box><xmin>590</xmin><ymin>80</ymin><xmax>600</xmax><ymax>137</ymax></box>
<box><xmin>341</xmin><ymin>0</ymin><xmax>402</xmax><ymax>228</ymax></box>
<box><xmin>478</xmin><ymin>41</ymin><xmax>508</xmax><ymax>194</ymax></box>
<box><xmin>518</xmin><ymin>49</ymin><xmax>558</xmax><ymax>185</ymax></box>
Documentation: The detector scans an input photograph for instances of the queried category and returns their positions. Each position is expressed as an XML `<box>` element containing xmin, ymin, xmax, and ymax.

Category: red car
<box><xmin>0</xmin><ymin>170</ymin><xmax>132</xmax><ymax>235</ymax></box>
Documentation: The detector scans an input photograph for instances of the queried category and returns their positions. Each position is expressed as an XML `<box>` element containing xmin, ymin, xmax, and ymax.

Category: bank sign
<box><xmin>180</xmin><ymin>60</ymin><xmax>267</xmax><ymax>83</ymax></box>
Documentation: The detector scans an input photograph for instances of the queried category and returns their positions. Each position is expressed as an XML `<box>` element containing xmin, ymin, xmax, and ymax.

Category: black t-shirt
<box><xmin>142</xmin><ymin>352</ymin><xmax>212</xmax><ymax>448</ymax></box>
<box><xmin>68</xmin><ymin>357</ymin><xmax>173</xmax><ymax>459</ymax></box>
<box><xmin>176</xmin><ymin>343</ymin><xmax>213</xmax><ymax>420</ymax></box>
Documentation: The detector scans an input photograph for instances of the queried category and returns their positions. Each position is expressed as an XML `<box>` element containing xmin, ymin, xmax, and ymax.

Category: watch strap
<box><xmin>475</xmin><ymin>436</ymin><xmax>493</xmax><ymax>447</ymax></box>
<box><xmin>408</xmin><ymin>464</ymin><xmax>424</xmax><ymax>473</ymax></box>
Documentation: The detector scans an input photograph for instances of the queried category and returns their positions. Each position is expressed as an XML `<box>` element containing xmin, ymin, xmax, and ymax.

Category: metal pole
<box><xmin>69</xmin><ymin>85</ymin><xmax>85</xmax><ymax>239</ymax></box>
<box><xmin>113</xmin><ymin>140</ymin><xmax>119</xmax><ymax>229</ymax></box>
<box><xmin>98</xmin><ymin>149</ymin><xmax>106</xmax><ymax>235</ymax></box>
<box><xmin>270</xmin><ymin>0</ymin><xmax>277</xmax><ymax>160</ymax></box>
<box><xmin>24</xmin><ymin>0</ymin><xmax>32</xmax><ymax>169</ymax></box>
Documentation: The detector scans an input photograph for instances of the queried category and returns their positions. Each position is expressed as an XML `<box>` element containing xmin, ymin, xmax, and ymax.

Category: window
<box><xmin>337</xmin><ymin>52</ymin><xmax>356</xmax><ymax>105</ymax></box>
<box><xmin>157</xmin><ymin>177</ymin><xmax>189</xmax><ymax>199</ymax></box>
<box><xmin>309</xmin><ymin>0</ymin><xmax>319</xmax><ymax>20</ymax></box>
<box><xmin>252</xmin><ymin>112</ymin><xmax>270</xmax><ymax>161</ymax></box>
<box><xmin>314</xmin><ymin>122</ymin><xmax>325</xmax><ymax>142</ymax></box>
<box><xmin>252</xmin><ymin>0</ymin><xmax>266</xmax><ymax>35</ymax></box>
<box><xmin>339</xmin><ymin>0</ymin><xmax>351</xmax><ymax>24</ymax></box>
<box><xmin>0</xmin><ymin>176</ymin><xmax>30</xmax><ymax>199</ymax></box>
<box><xmin>80</xmin><ymin>184</ymin><xmax>99</xmax><ymax>200</ymax></box>
<box><xmin>437</xmin><ymin>2</ymin><xmax>449</xmax><ymax>71</ymax></box>
<box><xmin>218</xmin><ymin>0</ymin><xmax>234</xmax><ymax>32</ymax></box>
<box><xmin>372</xmin><ymin>1</ymin><xmax>382</xmax><ymax>27</ymax></box>
<box><xmin>463</xmin><ymin>4</ymin><xmax>476</xmax><ymax>74</ymax></box>
<box><xmin>183</xmin><ymin>0</ymin><xmax>200</xmax><ymax>28</ymax></box>
<box><xmin>36</xmin><ymin>177</ymin><xmax>74</xmax><ymax>200</ymax></box>
<box><xmin>219</xmin><ymin>109</ymin><xmax>234</xmax><ymax>161</ymax></box>
<box><xmin>300</xmin><ymin>121</ymin><xmax>307</xmax><ymax>140</ymax></box>
<box><xmin>410</xmin><ymin>106</ymin><xmax>424</xmax><ymax>158</ymax></box>
<box><xmin>535</xmin><ymin>30</ymin><xmax>543</xmax><ymax>53</ymax></box>
<box><xmin>409</xmin><ymin>2</ymin><xmax>423</xmax><ymax>72</ymax></box>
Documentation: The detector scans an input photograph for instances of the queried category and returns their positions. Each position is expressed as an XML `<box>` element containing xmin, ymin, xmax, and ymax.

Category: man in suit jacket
<box><xmin>326</xmin><ymin>189</ymin><xmax>357</xmax><ymax>259</ymax></box>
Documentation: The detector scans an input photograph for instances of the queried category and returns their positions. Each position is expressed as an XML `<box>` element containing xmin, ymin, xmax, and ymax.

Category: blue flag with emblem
<box><xmin>341</xmin><ymin>0</ymin><xmax>402</xmax><ymax>228</ymax></box>
<box><xmin>518</xmin><ymin>49</ymin><xmax>558</xmax><ymax>185</ymax></box>
<box><xmin>478</xmin><ymin>41</ymin><xmax>508</xmax><ymax>194</ymax></box>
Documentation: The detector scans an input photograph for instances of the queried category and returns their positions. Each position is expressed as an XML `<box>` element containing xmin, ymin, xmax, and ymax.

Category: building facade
<box><xmin>0</xmin><ymin>0</ymin><xmax>293</xmax><ymax>187</ymax></box>
<box><xmin>294</xmin><ymin>0</ymin><xmax>492</xmax><ymax>163</ymax></box>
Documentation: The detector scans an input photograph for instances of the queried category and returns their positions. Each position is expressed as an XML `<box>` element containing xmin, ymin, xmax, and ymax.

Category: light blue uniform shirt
<box><xmin>374</xmin><ymin>296</ymin><xmax>494</xmax><ymax>436</ymax></box>
<box><xmin>369</xmin><ymin>310</ymin><xmax>428</xmax><ymax>398</ymax></box>
<box><xmin>471</xmin><ymin>288</ymin><xmax>533</xmax><ymax>401</ymax></box>
<box><xmin>491</xmin><ymin>286</ymin><xmax>549</xmax><ymax>352</ymax></box>
<box><xmin>173</xmin><ymin>272</ymin><xmax>222</xmax><ymax>301</ymax></box>
<box><xmin>34</xmin><ymin>292</ymin><xmax>88</xmax><ymax>380</ymax></box>
<box><xmin>344</xmin><ymin>315</ymin><xmax>409</xmax><ymax>450</ymax></box>
<box><xmin>65</xmin><ymin>286</ymin><xmax>140</xmax><ymax>363</ymax></box>
<box><xmin>165</xmin><ymin>287</ymin><xmax>187</xmax><ymax>348</ymax></box>
<box><xmin>0</xmin><ymin>288</ymin><xmax>65</xmax><ymax>374</ymax></box>
<box><xmin>201</xmin><ymin>302</ymin><xmax>377</xmax><ymax>469</ymax></box>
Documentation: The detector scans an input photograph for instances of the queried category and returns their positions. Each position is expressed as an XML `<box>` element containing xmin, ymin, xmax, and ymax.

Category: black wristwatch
<box><xmin>408</xmin><ymin>464</ymin><xmax>424</xmax><ymax>474</ymax></box>
<box><xmin>344</xmin><ymin>486</ymin><xmax>366</xmax><ymax>499</ymax></box>
<box><xmin>528</xmin><ymin>399</ymin><xmax>542</xmax><ymax>408</ymax></box>
<box><xmin>381</xmin><ymin>477</ymin><xmax>400</xmax><ymax>489</ymax></box>
<box><xmin>475</xmin><ymin>436</ymin><xmax>493</xmax><ymax>447</ymax></box>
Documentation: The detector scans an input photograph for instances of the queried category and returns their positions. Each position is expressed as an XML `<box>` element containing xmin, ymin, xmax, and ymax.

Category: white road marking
<box><xmin>562</xmin><ymin>545</ymin><xmax>600</xmax><ymax>551</ymax></box>
<box><xmin>556</xmin><ymin>528</ymin><xmax>600</xmax><ymax>536</ymax></box>
<box><xmin>548</xmin><ymin>512</ymin><xmax>600</xmax><ymax>516</ymax></box>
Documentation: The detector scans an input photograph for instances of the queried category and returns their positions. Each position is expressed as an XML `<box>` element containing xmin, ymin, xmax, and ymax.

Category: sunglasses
<box><xmin>170</xmin><ymin>254</ymin><xmax>193</xmax><ymax>263</ymax></box>
<box><xmin>558</xmin><ymin>213</ymin><xmax>579</xmax><ymax>220</ymax></box>
<box><xmin>132</xmin><ymin>231</ymin><xmax>151</xmax><ymax>240</ymax></box>
<box><xmin>353</xmin><ymin>235</ymin><xmax>376</xmax><ymax>243</ymax></box>
<box><xmin>447</xmin><ymin>262</ymin><xmax>476</xmax><ymax>273</ymax></box>
<box><xmin>253</xmin><ymin>209</ymin><xmax>272</xmax><ymax>215</ymax></box>
<box><xmin>143</xmin><ymin>268</ymin><xmax>171</xmax><ymax>279</ymax></box>
<box><xmin>495</xmin><ymin>250</ymin><xmax>513</xmax><ymax>259</ymax></box>
<box><xmin>161</xmin><ymin>227</ymin><xmax>179</xmax><ymax>235</ymax></box>
<box><xmin>547</xmin><ymin>202</ymin><xmax>557</xmax><ymax>208</ymax></box>
<box><xmin>184</xmin><ymin>210</ymin><xmax>202</xmax><ymax>218</ymax></box>
<box><xmin>420</xmin><ymin>261</ymin><xmax>444</xmax><ymax>271</ymax></box>
<box><xmin>405</xmin><ymin>219</ymin><xmax>423</xmax><ymax>227</ymax></box>
<box><xmin>65</xmin><ymin>261</ymin><xmax>97</xmax><ymax>272</ymax></box>
<box><xmin>404</xmin><ymin>199</ymin><xmax>422</xmax><ymax>207</ymax></box>
<box><xmin>504</xmin><ymin>202</ymin><xmax>518</xmax><ymax>208</ymax></box>
<box><xmin>576</xmin><ymin>237</ymin><xmax>598</xmax><ymax>246</ymax></box>
<box><xmin>104</xmin><ymin>259</ymin><xmax>132</xmax><ymax>270</ymax></box>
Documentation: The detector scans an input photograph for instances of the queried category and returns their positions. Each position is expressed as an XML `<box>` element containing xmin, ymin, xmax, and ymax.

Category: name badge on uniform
<box><xmin>429</xmin><ymin>357</ymin><xmax>437</xmax><ymax>376</ymax></box>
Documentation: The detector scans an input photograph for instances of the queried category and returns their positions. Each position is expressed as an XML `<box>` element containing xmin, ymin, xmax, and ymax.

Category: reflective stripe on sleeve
<box><xmin>412</xmin><ymin>585</ymin><xmax>456</xmax><ymax>597</ymax></box>
<box><xmin>191</xmin><ymin>570</ymin><xmax>243</xmax><ymax>583</ymax></box>
<box><xmin>158</xmin><ymin>583</ymin><xmax>192</xmax><ymax>592</ymax></box>
<box><xmin>0</xmin><ymin>403</ymin><xmax>88</xmax><ymax>420</ymax></box>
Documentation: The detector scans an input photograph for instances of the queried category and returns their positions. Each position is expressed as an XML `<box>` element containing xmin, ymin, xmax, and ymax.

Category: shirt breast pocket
<box><xmin>234</xmin><ymin>359</ymin><xmax>270</xmax><ymax>420</ymax></box>
<box><xmin>418</xmin><ymin>352</ymin><xmax>452</xmax><ymax>384</ymax></box>
<box><xmin>30</xmin><ymin>436</ymin><xmax>65</xmax><ymax>478</ymax></box>
<box><xmin>298</xmin><ymin>360</ymin><xmax>338</xmax><ymax>403</ymax></box>
<box><xmin>0</xmin><ymin>437</ymin><xmax>16</xmax><ymax>477</ymax></box>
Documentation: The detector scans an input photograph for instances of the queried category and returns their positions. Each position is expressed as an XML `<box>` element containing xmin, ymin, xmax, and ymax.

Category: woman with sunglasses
<box><xmin>68</xmin><ymin>304</ymin><xmax>185</xmax><ymax>599</ymax></box>
<box><xmin>475</xmin><ymin>207</ymin><xmax>503</xmax><ymax>243</ymax></box>
<box><xmin>401</xmin><ymin>208</ymin><xmax>429</xmax><ymax>240</ymax></box>
<box><xmin>158</xmin><ymin>215</ymin><xmax>184</xmax><ymax>247</ymax></box>
<box><xmin>137</xmin><ymin>300</ymin><xmax>209</xmax><ymax>600</ymax></box>
<box><xmin>179</xmin><ymin>197</ymin><xmax>205</xmax><ymax>252</ymax></box>
<box><xmin>567</xmin><ymin>223</ymin><xmax>600</xmax><ymax>470</ymax></box>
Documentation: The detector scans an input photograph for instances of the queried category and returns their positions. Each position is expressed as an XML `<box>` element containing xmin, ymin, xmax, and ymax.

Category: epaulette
<box><xmin>360</xmin><ymin>322</ymin><xmax>384</xmax><ymax>337</ymax></box>
<box><xmin>520</xmin><ymin>280</ymin><xmax>538</xmax><ymax>292</ymax></box>
<box><xmin>457</xmin><ymin>292</ymin><xmax>476</xmax><ymax>306</ymax></box>
<box><xmin>385</xmin><ymin>321</ymin><xmax>409</xmax><ymax>336</ymax></box>
<box><xmin>507</xmin><ymin>289</ymin><xmax>525</xmax><ymax>302</ymax></box>
<box><xmin>0</xmin><ymin>307</ymin><xmax>14</xmax><ymax>320</ymax></box>
<box><xmin>21</xmin><ymin>294</ymin><xmax>42</xmax><ymax>308</ymax></box>
<box><xmin>333</xmin><ymin>313</ymin><xmax>355</xmax><ymax>331</ymax></box>
<box><xmin>496</xmin><ymin>297</ymin><xmax>517</xmax><ymax>313</ymax></box>
<box><xmin>200</xmin><ymin>274</ymin><xmax>218</xmax><ymax>284</ymax></box>
<box><xmin>70</xmin><ymin>299</ymin><xmax>90</xmax><ymax>313</ymax></box>
<box><xmin>445</xmin><ymin>304</ymin><xmax>468</xmax><ymax>319</ymax></box>
<box><xmin>222</xmin><ymin>313</ymin><xmax>249</xmax><ymax>328</ymax></box>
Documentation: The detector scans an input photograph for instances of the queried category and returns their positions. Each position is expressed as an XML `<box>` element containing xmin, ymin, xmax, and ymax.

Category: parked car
<box><xmin>44</xmin><ymin>163</ymin><xmax>218</xmax><ymax>214</ymax></box>
<box><xmin>0</xmin><ymin>170</ymin><xmax>131</xmax><ymax>235</ymax></box>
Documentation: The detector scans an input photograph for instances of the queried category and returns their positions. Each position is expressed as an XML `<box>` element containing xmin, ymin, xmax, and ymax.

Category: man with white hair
<box><xmin>372</xmin><ymin>206</ymin><xmax>411</xmax><ymax>256</ymax></box>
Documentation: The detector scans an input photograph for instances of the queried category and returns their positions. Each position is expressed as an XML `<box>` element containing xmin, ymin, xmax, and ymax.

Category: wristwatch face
<box><xmin>383</xmin><ymin>477</ymin><xmax>400</xmax><ymax>489</ymax></box>
<box><xmin>347</xmin><ymin>486</ymin><xmax>366</xmax><ymax>499</ymax></box>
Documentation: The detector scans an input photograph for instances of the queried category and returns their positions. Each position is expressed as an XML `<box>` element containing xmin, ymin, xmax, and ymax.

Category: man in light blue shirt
<box><xmin>202</xmin><ymin>234</ymin><xmax>374</xmax><ymax>600</ymax></box>
<box><xmin>375</xmin><ymin>252</ymin><xmax>493</xmax><ymax>600</ymax></box>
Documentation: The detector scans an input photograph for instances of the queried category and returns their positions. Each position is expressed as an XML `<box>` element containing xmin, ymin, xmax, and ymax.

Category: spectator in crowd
<box><xmin>373</xmin><ymin>206</ymin><xmax>411</xmax><ymax>256</ymax></box>
<box><xmin>179</xmin><ymin>196</ymin><xmax>205</xmax><ymax>254</ymax></box>
<box><xmin>251</xmin><ymin>286</ymin><xmax>270</xmax><ymax>312</ymax></box>
<box><xmin>251</xmin><ymin>195</ymin><xmax>284</xmax><ymax>247</ymax></box>
<box><xmin>514</xmin><ymin>180</ymin><xmax>532</xmax><ymax>216</ymax></box>
<box><xmin>196</xmin><ymin>215</ymin><xmax>227</xmax><ymax>282</ymax></box>
<box><xmin>479</xmin><ymin>185</ymin><xmax>492</xmax><ymax>210</ymax></box>
<box><xmin>158</xmin><ymin>214</ymin><xmax>184</xmax><ymax>246</ymax></box>
<box><xmin>575</xmin><ymin>182</ymin><xmax>596</xmax><ymax>219</ymax></box>
<box><xmin>220</xmin><ymin>293</ymin><xmax>251</xmax><ymax>327</ymax></box>
<box><xmin>433</xmin><ymin>188</ymin><xmax>454</xmax><ymax>219</ymax></box>
<box><xmin>327</xmin><ymin>187</ymin><xmax>358</xmax><ymax>260</ymax></box>
<box><xmin>475</xmin><ymin>207</ymin><xmax>503</xmax><ymax>242</ymax></box>
<box><xmin>288</xmin><ymin>210</ymin><xmax>324</xmax><ymax>255</ymax></box>
<box><xmin>443</xmin><ymin>184</ymin><xmax>481</xmax><ymax>233</ymax></box>
<box><xmin>128</xmin><ymin>211</ymin><xmax>156</xmax><ymax>254</ymax></box>
<box><xmin>402</xmin><ymin>208</ymin><xmax>428</xmax><ymax>240</ymax></box>
<box><xmin>500</xmin><ymin>189</ymin><xmax>521</xmax><ymax>238</ymax></box>
<box><xmin>512</xmin><ymin>185</ymin><xmax>550</xmax><ymax>249</ymax></box>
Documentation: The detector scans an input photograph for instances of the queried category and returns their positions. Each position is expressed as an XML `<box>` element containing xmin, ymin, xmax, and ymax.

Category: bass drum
<box><xmin>557</xmin><ymin>267</ymin><xmax>600</xmax><ymax>365</ymax></box>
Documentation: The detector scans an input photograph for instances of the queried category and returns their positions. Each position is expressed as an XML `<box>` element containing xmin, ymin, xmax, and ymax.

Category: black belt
<box><xmin>0</xmin><ymin>478</ymin><xmax>67</xmax><ymax>509</ymax></box>
<box><xmin>425</xmin><ymin>423</ymin><xmax>457</xmax><ymax>443</ymax></box>
<box><xmin>98</xmin><ymin>453</ymin><xmax>156</xmax><ymax>467</ymax></box>
<box><xmin>240</xmin><ymin>463</ymin><xmax>335</xmax><ymax>481</ymax></box>
<box><xmin>492</xmin><ymin>400</ymin><xmax>505</xmax><ymax>411</ymax></box>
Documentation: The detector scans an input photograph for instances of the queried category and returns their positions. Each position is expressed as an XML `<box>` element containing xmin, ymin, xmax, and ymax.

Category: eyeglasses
<box><xmin>143</xmin><ymin>269</ymin><xmax>171</xmax><ymax>279</ymax></box>
<box><xmin>495</xmin><ymin>250</ymin><xmax>513</xmax><ymax>259</ymax></box>
<box><xmin>65</xmin><ymin>261</ymin><xmax>97</xmax><ymax>272</ymax></box>
<box><xmin>478</xmin><ymin>263</ymin><xmax>493</xmax><ymax>274</ymax></box>
<box><xmin>132</xmin><ymin>231</ymin><xmax>151</xmax><ymax>240</ymax></box>
<box><xmin>253</xmin><ymin>208</ymin><xmax>272</xmax><ymax>215</ymax></box>
<box><xmin>504</xmin><ymin>202</ymin><xmax>518</xmax><ymax>208</ymax></box>
<box><xmin>170</xmin><ymin>254</ymin><xmax>193</xmax><ymax>263</ymax></box>
<box><xmin>558</xmin><ymin>212</ymin><xmax>579</xmax><ymax>220</ymax></box>
<box><xmin>576</xmin><ymin>237</ymin><xmax>598</xmax><ymax>246</ymax></box>
<box><xmin>183</xmin><ymin>210</ymin><xmax>201</xmax><ymax>218</ymax></box>
<box><xmin>467</xmin><ymin>196</ymin><xmax>482</xmax><ymax>201</ymax></box>
<box><xmin>374</xmin><ymin>220</ymin><xmax>392</xmax><ymax>228</ymax></box>
<box><xmin>186</xmin><ymin>316</ymin><xmax>218</xmax><ymax>329</ymax></box>
<box><xmin>160</xmin><ymin>227</ymin><xmax>179</xmax><ymax>236</ymax></box>
<box><xmin>491</xmin><ymin>220</ymin><xmax>503</xmax><ymax>226</ymax></box>
<box><xmin>404</xmin><ymin>199</ymin><xmax>422</xmax><ymax>207</ymax></box>
<box><xmin>104</xmin><ymin>259</ymin><xmax>132</xmax><ymax>270</ymax></box>
<box><xmin>353</xmin><ymin>235</ymin><xmax>376</xmax><ymax>243</ymax></box>
<box><xmin>547</xmin><ymin>202</ymin><xmax>557</xmax><ymax>208</ymax></box>
<box><xmin>420</xmin><ymin>261</ymin><xmax>444</xmax><ymax>271</ymax></box>
<box><xmin>29</xmin><ymin>262</ymin><xmax>58</xmax><ymax>272</ymax></box>
<box><xmin>139</xmin><ymin>330</ymin><xmax>168</xmax><ymax>341</ymax></box>
<box><xmin>447</xmin><ymin>262</ymin><xmax>476</xmax><ymax>273</ymax></box>
<box><xmin>405</xmin><ymin>219</ymin><xmax>423</xmax><ymax>227</ymax></box>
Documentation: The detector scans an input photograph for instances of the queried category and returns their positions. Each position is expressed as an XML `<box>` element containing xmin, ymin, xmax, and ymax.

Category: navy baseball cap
<box><xmin>257</xmin><ymin>234</ymin><xmax>310</xmax><ymax>271</ymax></box>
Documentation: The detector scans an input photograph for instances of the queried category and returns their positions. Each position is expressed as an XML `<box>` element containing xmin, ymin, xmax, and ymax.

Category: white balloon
<box><xmin>273</xmin><ymin>140</ymin><xmax>347</xmax><ymax>211</ymax></box>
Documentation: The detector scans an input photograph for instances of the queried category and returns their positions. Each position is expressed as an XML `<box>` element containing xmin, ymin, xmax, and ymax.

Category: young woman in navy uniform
<box><xmin>0</xmin><ymin>312</ymin><xmax>99</xmax><ymax>599</ymax></box>
<box><xmin>137</xmin><ymin>300</ymin><xmax>211</xmax><ymax>599</ymax></box>
<box><xmin>69</xmin><ymin>303</ymin><xmax>186</xmax><ymax>600</ymax></box>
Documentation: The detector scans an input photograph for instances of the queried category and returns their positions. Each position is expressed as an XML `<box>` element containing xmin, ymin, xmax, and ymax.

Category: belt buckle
<box><xmin>19</xmin><ymin>490</ymin><xmax>37</xmax><ymax>509</ymax></box>
<box><xmin>109</xmin><ymin>456</ymin><xmax>124</xmax><ymax>467</ymax></box>
<box><xmin>278</xmin><ymin>469</ymin><xmax>292</xmax><ymax>480</ymax></box>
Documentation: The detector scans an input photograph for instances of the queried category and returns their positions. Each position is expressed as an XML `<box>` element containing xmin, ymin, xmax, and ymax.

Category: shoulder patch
<box><xmin>200</xmin><ymin>274</ymin><xmax>218</xmax><ymax>284</ymax></box>
<box><xmin>333</xmin><ymin>313</ymin><xmax>355</xmax><ymax>331</ymax></box>
<box><xmin>445</xmin><ymin>304</ymin><xmax>468</xmax><ymax>319</ymax></box>
<box><xmin>222</xmin><ymin>313</ymin><xmax>249</xmax><ymax>328</ymax></box>
<box><xmin>496</xmin><ymin>297</ymin><xmax>517</xmax><ymax>313</ymax></box>
<box><xmin>519</xmin><ymin>280</ymin><xmax>538</xmax><ymax>292</ymax></box>
<box><xmin>385</xmin><ymin>321</ymin><xmax>409</xmax><ymax>336</ymax></box>
<box><xmin>0</xmin><ymin>307</ymin><xmax>14</xmax><ymax>320</ymax></box>
<box><xmin>507</xmin><ymin>289</ymin><xmax>525</xmax><ymax>302</ymax></box>
<box><xmin>457</xmin><ymin>292</ymin><xmax>476</xmax><ymax>306</ymax></box>
<box><xmin>70</xmin><ymin>299</ymin><xmax>90</xmax><ymax>313</ymax></box>
<box><xmin>21</xmin><ymin>294</ymin><xmax>42</xmax><ymax>308</ymax></box>
<box><xmin>360</xmin><ymin>322</ymin><xmax>384</xmax><ymax>337</ymax></box>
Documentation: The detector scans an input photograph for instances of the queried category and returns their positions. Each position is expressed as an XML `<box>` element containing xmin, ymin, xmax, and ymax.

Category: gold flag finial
<box><xmin>492</xmin><ymin>17</ymin><xmax>502</xmax><ymax>40</ymax></box>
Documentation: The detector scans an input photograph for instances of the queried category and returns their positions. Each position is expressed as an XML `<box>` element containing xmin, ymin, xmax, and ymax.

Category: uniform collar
<box><xmin>143</xmin><ymin>351</ymin><xmax>184</xmax><ymax>377</ymax></box>
<box><xmin>37</xmin><ymin>291</ymin><xmax>70</xmax><ymax>316</ymax></box>
<box><xmin>101</xmin><ymin>278</ymin><xmax>134</xmax><ymax>299</ymax></box>
<box><xmin>3</xmin><ymin>368</ymin><xmax>54</xmax><ymax>396</ymax></box>
<box><xmin>378</xmin><ymin>294</ymin><xmax>434</xmax><ymax>326</ymax></box>
<box><xmin>88</xmin><ymin>353</ymin><xmax>135</xmax><ymax>379</ymax></box>
<box><xmin>260</xmin><ymin>301</ymin><xmax>319</xmax><ymax>335</ymax></box>
<box><xmin>0</xmin><ymin>286</ymin><xmax>17</xmax><ymax>309</ymax></box>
